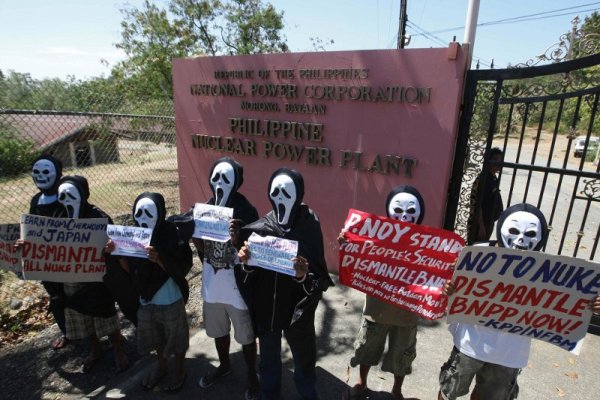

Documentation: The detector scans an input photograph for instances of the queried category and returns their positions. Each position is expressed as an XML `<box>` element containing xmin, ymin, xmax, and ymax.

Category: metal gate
<box><xmin>446</xmin><ymin>53</ymin><xmax>600</xmax><ymax>260</ymax></box>
<box><xmin>444</xmin><ymin>53</ymin><xmax>600</xmax><ymax>334</ymax></box>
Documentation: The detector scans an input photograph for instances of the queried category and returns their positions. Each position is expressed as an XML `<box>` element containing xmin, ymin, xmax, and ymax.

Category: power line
<box><xmin>412</xmin><ymin>3</ymin><xmax>600</xmax><ymax>36</ymax></box>
<box><xmin>406</xmin><ymin>20</ymin><xmax>447</xmax><ymax>47</ymax></box>
<box><xmin>406</xmin><ymin>21</ymin><xmax>492</xmax><ymax>68</ymax></box>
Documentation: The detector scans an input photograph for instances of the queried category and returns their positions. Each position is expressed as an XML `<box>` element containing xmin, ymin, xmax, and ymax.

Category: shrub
<box><xmin>0</xmin><ymin>126</ymin><xmax>39</xmax><ymax>178</ymax></box>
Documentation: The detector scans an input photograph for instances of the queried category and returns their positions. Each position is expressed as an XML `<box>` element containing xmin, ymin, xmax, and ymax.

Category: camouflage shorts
<box><xmin>350</xmin><ymin>319</ymin><xmax>417</xmax><ymax>376</ymax></box>
<box><xmin>439</xmin><ymin>347</ymin><xmax>520</xmax><ymax>400</ymax></box>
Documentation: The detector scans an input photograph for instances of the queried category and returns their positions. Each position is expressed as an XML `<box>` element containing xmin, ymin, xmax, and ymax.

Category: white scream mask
<box><xmin>269</xmin><ymin>174</ymin><xmax>297</xmax><ymax>226</ymax></box>
<box><xmin>134</xmin><ymin>197</ymin><xmax>159</xmax><ymax>229</ymax></box>
<box><xmin>210</xmin><ymin>162</ymin><xmax>235</xmax><ymax>206</ymax></box>
<box><xmin>500</xmin><ymin>211</ymin><xmax>543</xmax><ymax>250</ymax></box>
<box><xmin>58</xmin><ymin>182</ymin><xmax>82</xmax><ymax>218</ymax></box>
<box><xmin>32</xmin><ymin>159</ymin><xmax>58</xmax><ymax>190</ymax></box>
<box><xmin>388</xmin><ymin>192</ymin><xmax>421</xmax><ymax>223</ymax></box>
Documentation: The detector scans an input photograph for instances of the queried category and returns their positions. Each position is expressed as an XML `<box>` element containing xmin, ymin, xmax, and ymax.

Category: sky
<box><xmin>1</xmin><ymin>0</ymin><xmax>599</xmax><ymax>81</ymax></box>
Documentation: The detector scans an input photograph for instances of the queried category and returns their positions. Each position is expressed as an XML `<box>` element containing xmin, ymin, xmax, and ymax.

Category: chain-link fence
<box><xmin>0</xmin><ymin>97</ymin><xmax>178</xmax><ymax>339</ymax></box>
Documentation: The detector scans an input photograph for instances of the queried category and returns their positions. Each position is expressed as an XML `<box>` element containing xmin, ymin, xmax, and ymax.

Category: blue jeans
<box><xmin>257</xmin><ymin>310</ymin><xmax>318</xmax><ymax>400</ymax></box>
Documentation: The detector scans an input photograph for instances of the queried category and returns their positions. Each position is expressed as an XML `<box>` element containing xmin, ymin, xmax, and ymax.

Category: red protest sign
<box><xmin>338</xmin><ymin>208</ymin><xmax>464</xmax><ymax>319</ymax></box>
<box><xmin>0</xmin><ymin>224</ymin><xmax>21</xmax><ymax>276</ymax></box>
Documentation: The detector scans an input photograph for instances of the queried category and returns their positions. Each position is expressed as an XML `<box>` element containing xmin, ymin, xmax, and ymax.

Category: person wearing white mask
<box><xmin>106</xmin><ymin>192</ymin><xmax>192</xmax><ymax>393</ymax></box>
<box><xmin>56</xmin><ymin>175</ymin><xmax>128</xmax><ymax>374</ymax></box>
<box><xmin>340</xmin><ymin>185</ymin><xmax>426</xmax><ymax>400</ymax></box>
<box><xmin>28</xmin><ymin>155</ymin><xmax>69</xmax><ymax>350</ymax></box>
<box><xmin>237</xmin><ymin>167</ymin><xmax>333</xmax><ymax>400</ymax></box>
<box><xmin>194</xmin><ymin>158</ymin><xmax>260</xmax><ymax>400</ymax></box>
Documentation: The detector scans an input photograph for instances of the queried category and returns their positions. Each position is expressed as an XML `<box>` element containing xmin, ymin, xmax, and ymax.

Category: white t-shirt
<box><xmin>449</xmin><ymin>322</ymin><xmax>531</xmax><ymax>368</ymax></box>
<box><xmin>201</xmin><ymin>240</ymin><xmax>247</xmax><ymax>310</ymax></box>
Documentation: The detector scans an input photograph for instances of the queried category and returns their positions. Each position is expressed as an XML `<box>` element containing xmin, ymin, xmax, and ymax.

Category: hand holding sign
<box><xmin>447</xmin><ymin>246</ymin><xmax>600</xmax><ymax>354</ymax></box>
<box><xmin>106</xmin><ymin>224</ymin><xmax>153</xmax><ymax>258</ymax></box>
<box><xmin>229</xmin><ymin>219</ymin><xmax>244</xmax><ymax>247</ymax></box>
<box><xmin>193</xmin><ymin>203</ymin><xmax>233</xmax><ymax>242</ymax></box>
<box><xmin>339</xmin><ymin>208</ymin><xmax>464</xmax><ymax>320</ymax></box>
<box><xmin>242</xmin><ymin>233</ymin><xmax>299</xmax><ymax>277</ymax></box>
<box><xmin>292</xmin><ymin>255</ymin><xmax>309</xmax><ymax>280</ymax></box>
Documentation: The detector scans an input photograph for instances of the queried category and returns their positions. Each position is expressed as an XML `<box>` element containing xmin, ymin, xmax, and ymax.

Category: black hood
<box><xmin>267</xmin><ymin>167</ymin><xmax>305</xmax><ymax>229</ymax></box>
<box><xmin>132</xmin><ymin>192</ymin><xmax>167</xmax><ymax>231</ymax></box>
<box><xmin>58</xmin><ymin>175</ymin><xmax>90</xmax><ymax>218</ymax></box>
<box><xmin>32</xmin><ymin>154</ymin><xmax>63</xmax><ymax>195</ymax></box>
<box><xmin>496</xmin><ymin>203</ymin><xmax>548</xmax><ymax>251</ymax></box>
<box><xmin>385</xmin><ymin>185</ymin><xmax>425</xmax><ymax>224</ymax></box>
<box><xmin>208</xmin><ymin>157</ymin><xmax>244</xmax><ymax>207</ymax></box>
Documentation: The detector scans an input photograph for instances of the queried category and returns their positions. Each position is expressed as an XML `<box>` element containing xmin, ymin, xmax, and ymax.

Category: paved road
<box><xmin>85</xmin><ymin>275</ymin><xmax>600</xmax><ymax>400</ymax></box>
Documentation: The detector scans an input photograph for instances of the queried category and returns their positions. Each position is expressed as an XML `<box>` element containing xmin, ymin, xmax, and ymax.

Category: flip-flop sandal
<box><xmin>163</xmin><ymin>373</ymin><xmax>187</xmax><ymax>394</ymax></box>
<box><xmin>198</xmin><ymin>368</ymin><xmax>232</xmax><ymax>388</ymax></box>
<box><xmin>141</xmin><ymin>370</ymin><xmax>168</xmax><ymax>391</ymax></box>
<box><xmin>52</xmin><ymin>336</ymin><xmax>70</xmax><ymax>350</ymax></box>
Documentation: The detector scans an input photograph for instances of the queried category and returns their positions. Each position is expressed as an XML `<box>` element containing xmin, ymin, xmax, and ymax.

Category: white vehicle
<box><xmin>573</xmin><ymin>135</ymin><xmax>599</xmax><ymax>158</ymax></box>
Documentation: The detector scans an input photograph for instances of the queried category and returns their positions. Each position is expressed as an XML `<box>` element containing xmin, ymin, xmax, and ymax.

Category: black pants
<box><xmin>42</xmin><ymin>281</ymin><xmax>66</xmax><ymax>335</ymax></box>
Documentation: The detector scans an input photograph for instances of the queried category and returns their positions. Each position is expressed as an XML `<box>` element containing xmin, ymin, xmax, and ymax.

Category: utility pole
<box><xmin>398</xmin><ymin>0</ymin><xmax>408</xmax><ymax>49</ymax></box>
<box><xmin>463</xmin><ymin>0</ymin><xmax>481</xmax><ymax>68</ymax></box>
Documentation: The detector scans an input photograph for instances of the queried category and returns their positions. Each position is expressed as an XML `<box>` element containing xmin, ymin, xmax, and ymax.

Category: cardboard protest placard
<box><xmin>106</xmin><ymin>224</ymin><xmax>153</xmax><ymax>258</ymax></box>
<box><xmin>193</xmin><ymin>203</ymin><xmax>233</xmax><ymax>242</ymax></box>
<box><xmin>247</xmin><ymin>232</ymin><xmax>299</xmax><ymax>276</ymax></box>
<box><xmin>447</xmin><ymin>246</ymin><xmax>600</xmax><ymax>354</ymax></box>
<box><xmin>339</xmin><ymin>209</ymin><xmax>464</xmax><ymax>319</ymax></box>
<box><xmin>0</xmin><ymin>223</ymin><xmax>22</xmax><ymax>276</ymax></box>
<box><xmin>20</xmin><ymin>214</ymin><xmax>109</xmax><ymax>282</ymax></box>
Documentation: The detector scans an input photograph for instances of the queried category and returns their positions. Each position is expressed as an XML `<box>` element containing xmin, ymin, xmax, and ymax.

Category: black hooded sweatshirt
<box><xmin>58</xmin><ymin>176</ymin><xmax>117</xmax><ymax>318</ymax></box>
<box><xmin>241</xmin><ymin>206</ymin><xmax>333</xmax><ymax>331</ymax></box>
<box><xmin>240</xmin><ymin>168</ymin><xmax>333</xmax><ymax>331</ymax></box>
<box><xmin>127</xmin><ymin>192</ymin><xmax>192</xmax><ymax>303</ymax></box>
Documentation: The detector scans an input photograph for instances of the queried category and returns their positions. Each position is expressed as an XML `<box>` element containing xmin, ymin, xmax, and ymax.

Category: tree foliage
<box><xmin>0</xmin><ymin>123</ymin><xmax>39</xmax><ymax>179</ymax></box>
<box><xmin>114</xmin><ymin>0</ymin><xmax>288</xmax><ymax>99</ymax></box>
<box><xmin>0</xmin><ymin>69</ymin><xmax>172</xmax><ymax>116</ymax></box>
<box><xmin>573</xmin><ymin>11</ymin><xmax>600</xmax><ymax>59</ymax></box>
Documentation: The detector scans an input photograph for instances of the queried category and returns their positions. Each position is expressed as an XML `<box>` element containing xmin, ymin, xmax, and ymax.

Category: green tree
<box><xmin>114</xmin><ymin>0</ymin><xmax>288</xmax><ymax>99</ymax></box>
<box><xmin>572</xmin><ymin>12</ymin><xmax>600</xmax><ymax>59</ymax></box>
<box><xmin>0</xmin><ymin>124</ymin><xmax>39</xmax><ymax>178</ymax></box>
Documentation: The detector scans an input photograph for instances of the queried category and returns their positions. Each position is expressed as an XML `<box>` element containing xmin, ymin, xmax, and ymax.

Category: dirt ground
<box><xmin>0</xmin><ymin>258</ymin><xmax>204</xmax><ymax>400</ymax></box>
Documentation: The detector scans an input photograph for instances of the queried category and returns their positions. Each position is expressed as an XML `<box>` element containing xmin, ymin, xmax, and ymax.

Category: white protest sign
<box><xmin>247</xmin><ymin>232</ymin><xmax>298</xmax><ymax>276</ymax></box>
<box><xmin>20</xmin><ymin>214</ymin><xmax>109</xmax><ymax>282</ymax></box>
<box><xmin>447</xmin><ymin>246</ymin><xmax>600</xmax><ymax>354</ymax></box>
<box><xmin>106</xmin><ymin>224</ymin><xmax>153</xmax><ymax>258</ymax></box>
<box><xmin>0</xmin><ymin>223</ymin><xmax>22</xmax><ymax>276</ymax></box>
<box><xmin>193</xmin><ymin>203</ymin><xmax>233</xmax><ymax>242</ymax></box>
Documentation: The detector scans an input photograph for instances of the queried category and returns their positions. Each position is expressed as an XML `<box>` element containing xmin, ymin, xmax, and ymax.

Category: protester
<box><xmin>467</xmin><ymin>147</ymin><xmax>504</xmax><ymax>244</ymax></box>
<box><xmin>56</xmin><ymin>175</ymin><xmax>128</xmax><ymax>373</ymax></box>
<box><xmin>340</xmin><ymin>185</ymin><xmax>426</xmax><ymax>400</ymax></box>
<box><xmin>439</xmin><ymin>203</ymin><xmax>600</xmax><ymax>400</ymax></box>
<box><xmin>237</xmin><ymin>167</ymin><xmax>333</xmax><ymax>400</ymax></box>
<box><xmin>106</xmin><ymin>192</ymin><xmax>192</xmax><ymax>393</ymax></box>
<box><xmin>27</xmin><ymin>154</ymin><xmax>69</xmax><ymax>350</ymax></box>
<box><xmin>193</xmin><ymin>158</ymin><xmax>260</xmax><ymax>399</ymax></box>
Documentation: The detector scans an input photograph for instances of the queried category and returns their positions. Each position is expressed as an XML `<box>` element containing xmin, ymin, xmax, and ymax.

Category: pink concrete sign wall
<box><xmin>173</xmin><ymin>48</ymin><xmax>468</xmax><ymax>270</ymax></box>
